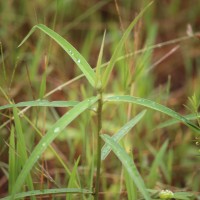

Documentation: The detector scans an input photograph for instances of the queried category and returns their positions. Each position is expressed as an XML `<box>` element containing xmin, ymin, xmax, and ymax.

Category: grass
<box><xmin>0</xmin><ymin>0</ymin><xmax>200</xmax><ymax>199</ymax></box>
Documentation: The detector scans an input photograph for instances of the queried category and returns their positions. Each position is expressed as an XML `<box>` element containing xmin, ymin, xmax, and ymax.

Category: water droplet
<box><xmin>42</xmin><ymin>143</ymin><xmax>46</xmax><ymax>147</ymax></box>
<box><xmin>77</xmin><ymin>59</ymin><xmax>81</xmax><ymax>63</ymax></box>
<box><xmin>54</xmin><ymin>127</ymin><xmax>60</xmax><ymax>133</ymax></box>
<box><xmin>69</xmin><ymin>50</ymin><xmax>74</xmax><ymax>56</ymax></box>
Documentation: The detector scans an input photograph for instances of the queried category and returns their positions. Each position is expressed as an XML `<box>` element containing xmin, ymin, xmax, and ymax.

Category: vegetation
<box><xmin>0</xmin><ymin>0</ymin><xmax>200</xmax><ymax>199</ymax></box>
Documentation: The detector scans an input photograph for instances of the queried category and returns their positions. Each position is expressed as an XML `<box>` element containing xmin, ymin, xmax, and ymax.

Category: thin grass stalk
<box><xmin>94</xmin><ymin>92</ymin><xmax>103</xmax><ymax>200</ymax></box>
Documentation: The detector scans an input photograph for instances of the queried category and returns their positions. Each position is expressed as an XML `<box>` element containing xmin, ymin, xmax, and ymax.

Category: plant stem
<box><xmin>94</xmin><ymin>92</ymin><xmax>103</xmax><ymax>200</ymax></box>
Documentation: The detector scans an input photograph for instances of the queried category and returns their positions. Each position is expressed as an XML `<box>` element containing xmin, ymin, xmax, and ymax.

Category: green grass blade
<box><xmin>124</xmin><ymin>167</ymin><xmax>137</xmax><ymax>200</ymax></box>
<box><xmin>39</xmin><ymin>69</ymin><xmax>47</xmax><ymax>99</ymax></box>
<box><xmin>173</xmin><ymin>192</ymin><xmax>195</xmax><ymax>200</ymax></box>
<box><xmin>11</xmin><ymin>96</ymin><xmax>99</xmax><ymax>198</ymax></box>
<box><xmin>147</xmin><ymin>140</ymin><xmax>169</xmax><ymax>188</ymax></box>
<box><xmin>156</xmin><ymin>113</ymin><xmax>200</xmax><ymax>129</ymax></box>
<box><xmin>104</xmin><ymin>95</ymin><xmax>200</xmax><ymax>134</ymax></box>
<box><xmin>160</xmin><ymin>149</ymin><xmax>173</xmax><ymax>184</ymax></box>
<box><xmin>124</xmin><ymin>151</ymin><xmax>137</xmax><ymax>200</ymax></box>
<box><xmin>102</xmin><ymin>1</ymin><xmax>153</xmax><ymax>89</ymax></box>
<box><xmin>8</xmin><ymin>125</ymin><xmax>16</xmax><ymax>194</ymax></box>
<box><xmin>13</xmin><ymin>107</ymin><xmax>35</xmax><ymax>198</ymax></box>
<box><xmin>101</xmin><ymin>110</ymin><xmax>146</xmax><ymax>160</ymax></box>
<box><xmin>95</xmin><ymin>30</ymin><xmax>106</xmax><ymax>89</ymax></box>
<box><xmin>0</xmin><ymin>100</ymin><xmax>78</xmax><ymax>110</ymax></box>
<box><xmin>18</xmin><ymin>24</ymin><xmax>96</xmax><ymax>87</ymax></box>
<box><xmin>101</xmin><ymin>134</ymin><xmax>151</xmax><ymax>200</ymax></box>
<box><xmin>0</xmin><ymin>188</ymin><xmax>92</xmax><ymax>200</ymax></box>
<box><xmin>28</xmin><ymin>38</ymin><xmax>44</xmax><ymax>81</ymax></box>
<box><xmin>1</xmin><ymin>100</ymin><xmax>74</xmax><ymax>178</ymax></box>
<box><xmin>66</xmin><ymin>157</ymin><xmax>80</xmax><ymax>200</ymax></box>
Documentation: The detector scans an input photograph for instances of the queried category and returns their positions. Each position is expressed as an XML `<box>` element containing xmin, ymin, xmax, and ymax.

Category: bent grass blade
<box><xmin>11</xmin><ymin>96</ymin><xmax>99</xmax><ymax>198</ymax></box>
<box><xmin>147</xmin><ymin>140</ymin><xmax>168</xmax><ymax>188</ymax></box>
<box><xmin>156</xmin><ymin>112</ymin><xmax>200</xmax><ymax>129</ymax></box>
<box><xmin>95</xmin><ymin>30</ymin><xmax>106</xmax><ymax>89</ymax></box>
<box><xmin>101</xmin><ymin>134</ymin><xmax>151</xmax><ymax>200</ymax></box>
<box><xmin>101</xmin><ymin>110</ymin><xmax>146</xmax><ymax>160</ymax></box>
<box><xmin>104</xmin><ymin>95</ymin><xmax>200</xmax><ymax>134</ymax></box>
<box><xmin>18</xmin><ymin>24</ymin><xmax>96</xmax><ymax>87</ymax></box>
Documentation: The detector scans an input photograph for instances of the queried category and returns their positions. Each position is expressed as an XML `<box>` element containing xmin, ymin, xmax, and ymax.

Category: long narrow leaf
<box><xmin>173</xmin><ymin>192</ymin><xmax>195</xmax><ymax>200</ymax></box>
<box><xmin>101</xmin><ymin>134</ymin><xmax>151</xmax><ymax>200</ymax></box>
<box><xmin>102</xmin><ymin>2</ymin><xmax>153</xmax><ymax>89</ymax></box>
<box><xmin>101</xmin><ymin>110</ymin><xmax>146</xmax><ymax>160</ymax></box>
<box><xmin>13</xmin><ymin>108</ymin><xmax>35</xmax><ymax>198</ymax></box>
<box><xmin>66</xmin><ymin>157</ymin><xmax>80</xmax><ymax>200</ymax></box>
<box><xmin>156</xmin><ymin>113</ymin><xmax>200</xmax><ymax>129</ymax></box>
<box><xmin>39</xmin><ymin>69</ymin><xmax>47</xmax><ymax>98</ymax></box>
<box><xmin>95</xmin><ymin>30</ymin><xmax>106</xmax><ymax>89</ymax></box>
<box><xmin>104</xmin><ymin>95</ymin><xmax>200</xmax><ymax>134</ymax></box>
<box><xmin>8</xmin><ymin>126</ymin><xmax>16</xmax><ymax>194</ymax></box>
<box><xmin>0</xmin><ymin>100</ymin><xmax>78</xmax><ymax>110</ymax></box>
<box><xmin>147</xmin><ymin>140</ymin><xmax>168</xmax><ymax>187</ymax></box>
<box><xmin>1</xmin><ymin>188</ymin><xmax>92</xmax><ymax>200</ymax></box>
<box><xmin>124</xmin><ymin>166</ymin><xmax>137</xmax><ymax>200</ymax></box>
<box><xmin>11</xmin><ymin>96</ymin><xmax>99</xmax><ymax>198</ymax></box>
<box><xmin>18</xmin><ymin>24</ymin><xmax>96</xmax><ymax>87</ymax></box>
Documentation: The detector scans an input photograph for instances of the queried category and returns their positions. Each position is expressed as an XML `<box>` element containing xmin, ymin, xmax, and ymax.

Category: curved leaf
<box><xmin>18</xmin><ymin>24</ymin><xmax>96</xmax><ymax>87</ymax></box>
<box><xmin>147</xmin><ymin>140</ymin><xmax>168</xmax><ymax>187</ymax></box>
<box><xmin>11</xmin><ymin>96</ymin><xmax>98</xmax><ymax>198</ymax></box>
<box><xmin>156</xmin><ymin>113</ymin><xmax>200</xmax><ymax>129</ymax></box>
<box><xmin>104</xmin><ymin>95</ymin><xmax>200</xmax><ymax>134</ymax></box>
<box><xmin>101</xmin><ymin>110</ymin><xmax>146</xmax><ymax>160</ymax></box>
<box><xmin>101</xmin><ymin>134</ymin><xmax>151</xmax><ymax>200</ymax></box>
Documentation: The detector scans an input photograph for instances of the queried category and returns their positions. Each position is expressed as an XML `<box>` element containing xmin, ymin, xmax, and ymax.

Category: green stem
<box><xmin>94</xmin><ymin>92</ymin><xmax>103</xmax><ymax>200</ymax></box>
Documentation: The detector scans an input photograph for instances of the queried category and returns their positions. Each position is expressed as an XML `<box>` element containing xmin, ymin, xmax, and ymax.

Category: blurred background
<box><xmin>0</xmin><ymin>0</ymin><xmax>200</xmax><ymax>104</ymax></box>
<box><xmin>0</xmin><ymin>0</ymin><xmax>200</xmax><ymax>198</ymax></box>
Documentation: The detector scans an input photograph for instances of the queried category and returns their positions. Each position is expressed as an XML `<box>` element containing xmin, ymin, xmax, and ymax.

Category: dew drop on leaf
<box><xmin>54</xmin><ymin>127</ymin><xmax>60</xmax><ymax>133</ymax></box>
<box><xmin>42</xmin><ymin>143</ymin><xmax>46</xmax><ymax>147</ymax></box>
